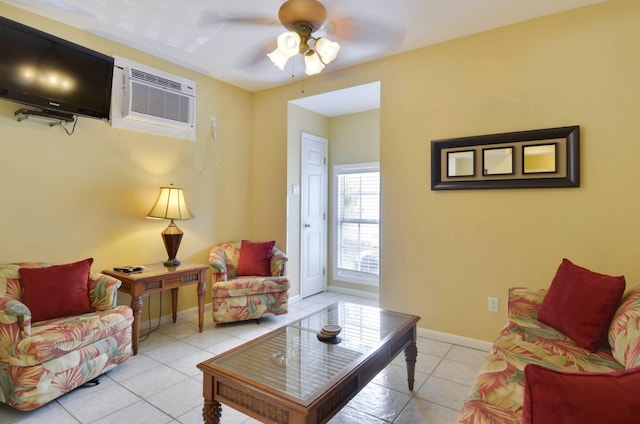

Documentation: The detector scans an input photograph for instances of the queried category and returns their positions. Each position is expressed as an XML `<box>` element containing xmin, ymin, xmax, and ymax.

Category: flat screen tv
<box><xmin>0</xmin><ymin>16</ymin><xmax>113</xmax><ymax>121</ymax></box>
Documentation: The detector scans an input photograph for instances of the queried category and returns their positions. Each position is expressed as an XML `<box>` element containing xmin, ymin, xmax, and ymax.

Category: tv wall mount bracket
<box><xmin>15</xmin><ymin>108</ymin><xmax>75</xmax><ymax>126</ymax></box>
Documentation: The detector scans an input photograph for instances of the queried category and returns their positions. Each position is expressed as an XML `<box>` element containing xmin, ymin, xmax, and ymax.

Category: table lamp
<box><xmin>147</xmin><ymin>184</ymin><xmax>193</xmax><ymax>267</ymax></box>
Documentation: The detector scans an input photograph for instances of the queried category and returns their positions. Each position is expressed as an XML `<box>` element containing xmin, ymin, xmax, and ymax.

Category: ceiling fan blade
<box><xmin>324</xmin><ymin>17</ymin><xmax>404</xmax><ymax>47</ymax></box>
<box><xmin>199</xmin><ymin>12</ymin><xmax>279</xmax><ymax>29</ymax></box>
<box><xmin>236</xmin><ymin>40</ymin><xmax>277</xmax><ymax>70</ymax></box>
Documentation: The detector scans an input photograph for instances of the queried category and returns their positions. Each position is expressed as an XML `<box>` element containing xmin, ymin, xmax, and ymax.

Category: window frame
<box><xmin>332</xmin><ymin>162</ymin><xmax>380</xmax><ymax>287</ymax></box>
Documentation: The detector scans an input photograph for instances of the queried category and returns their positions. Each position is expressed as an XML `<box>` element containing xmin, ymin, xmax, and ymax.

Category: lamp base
<box><xmin>161</xmin><ymin>221</ymin><xmax>184</xmax><ymax>269</ymax></box>
<box><xmin>163</xmin><ymin>258</ymin><xmax>181</xmax><ymax>268</ymax></box>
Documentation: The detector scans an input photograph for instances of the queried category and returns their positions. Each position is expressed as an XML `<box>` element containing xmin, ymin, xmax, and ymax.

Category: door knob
<box><xmin>304</xmin><ymin>224</ymin><xmax>311</xmax><ymax>228</ymax></box>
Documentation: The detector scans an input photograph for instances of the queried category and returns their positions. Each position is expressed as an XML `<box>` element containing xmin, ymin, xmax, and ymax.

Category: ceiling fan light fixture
<box><xmin>315</xmin><ymin>37</ymin><xmax>339</xmax><ymax>64</ymax></box>
<box><xmin>267</xmin><ymin>48</ymin><xmax>289</xmax><ymax>70</ymax></box>
<box><xmin>304</xmin><ymin>50</ymin><xmax>325</xmax><ymax>75</ymax></box>
<box><xmin>276</xmin><ymin>31</ymin><xmax>301</xmax><ymax>57</ymax></box>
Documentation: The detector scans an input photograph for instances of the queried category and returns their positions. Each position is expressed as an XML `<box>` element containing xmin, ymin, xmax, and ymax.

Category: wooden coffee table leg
<box><xmin>202</xmin><ymin>373</ymin><xmax>221</xmax><ymax>424</ymax></box>
<box><xmin>404</xmin><ymin>340</ymin><xmax>418</xmax><ymax>391</ymax></box>
<box><xmin>203</xmin><ymin>399</ymin><xmax>221</xmax><ymax>424</ymax></box>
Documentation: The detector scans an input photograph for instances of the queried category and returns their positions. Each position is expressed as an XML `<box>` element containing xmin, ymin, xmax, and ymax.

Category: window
<box><xmin>333</xmin><ymin>162</ymin><xmax>380</xmax><ymax>286</ymax></box>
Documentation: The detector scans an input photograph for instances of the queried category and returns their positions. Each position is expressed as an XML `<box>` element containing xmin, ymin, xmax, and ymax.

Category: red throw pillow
<box><xmin>523</xmin><ymin>364</ymin><xmax>640</xmax><ymax>424</ymax></box>
<box><xmin>237</xmin><ymin>240</ymin><xmax>275</xmax><ymax>276</ymax></box>
<box><xmin>20</xmin><ymin>258</ymin><xmax>94</xmax><ymax>322</ymax></box>
<box><xmin>538</xmin><ymin>258</ymin><xmax>625</xmax><ymax>352</ymax></box>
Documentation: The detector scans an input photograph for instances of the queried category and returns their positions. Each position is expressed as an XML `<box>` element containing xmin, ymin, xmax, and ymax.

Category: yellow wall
<box><xmin>0</xmin><ymin>5</ymin><xmax>254</xmax><ymax>317</ymax></box>
<box><xmin>251</xmin><ymin>0</ymin><xmax>640</xmax><ymax>341</ymax></box>
<box><xmin>3</xmin><ymin>0</ymin><xmax>640</xmax><ymax>342</ymax></box>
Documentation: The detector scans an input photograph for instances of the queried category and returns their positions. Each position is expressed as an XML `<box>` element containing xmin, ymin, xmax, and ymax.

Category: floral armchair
<box><xmin>0</xmin><ymin>261</ymin><xmax>133</xmax><ymax>411</ymax></box>
<box><xmin>209</xmin><ymin>241</ymin><xmax>290</xmax><ymax>324</ymax></box>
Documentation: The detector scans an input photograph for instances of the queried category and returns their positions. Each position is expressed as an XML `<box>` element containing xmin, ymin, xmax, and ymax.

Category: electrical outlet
<box><xmin>210</xmin><ymin>116</ymin><xmax>217</xmax><ymax>128</ymax></box>
<box><xmin>488</xmin><ymin>297</ymin><xmax>499</xmax><ymax>312</ymax></box>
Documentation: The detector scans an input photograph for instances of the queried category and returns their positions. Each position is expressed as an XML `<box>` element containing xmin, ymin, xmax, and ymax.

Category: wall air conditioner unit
<box><xmin>123</xmin><ymin>66</ymin><xmax>196</xmax><ymax>130</ymax></box>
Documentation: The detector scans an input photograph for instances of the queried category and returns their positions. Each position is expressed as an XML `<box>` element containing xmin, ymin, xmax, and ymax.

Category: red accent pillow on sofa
<box><xmin>523</xmin><ymin>364</ymin><xmax>640</xmax><ymax>424</ymax></box>
<box><xmin>20</xmin><ymin>258</ymin><xmax>94</xmax><ymax>322</ymax></box>
<box><xmin>237</xmin><ymin>240</ymin><xmax>275</xmax><ymax>276</ymax></box>
<box><xmin>538</xmin><ymin>258</ymin><xmax>625</xmax><ymax>352</ymax></box>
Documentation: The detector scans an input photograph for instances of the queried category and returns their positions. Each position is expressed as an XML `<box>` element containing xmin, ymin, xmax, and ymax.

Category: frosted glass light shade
<box><xmin>315</xmin><ymin>38</ymin><xmax>340</xmax><ymax>64</ymax></box>
<box><xmin>304</xmin><ymin>50</ymin><xmax>325</xmax><ymax>75</ymax></box>
<box><xmin>276</xmin><ymin>31</ymin><xmax>301</xmax><ymax>57</ymax></box>
<box><xmin>267</xmin><ymin>48</ymin><xmax>289</xmax><ymax>70</ymax></box>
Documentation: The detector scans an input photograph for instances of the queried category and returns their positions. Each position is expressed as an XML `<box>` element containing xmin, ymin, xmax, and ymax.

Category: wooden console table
<box><xmin>103</xmin><ymin>262</ymin><xmax>208</xmax><ymax>355</ymax></box>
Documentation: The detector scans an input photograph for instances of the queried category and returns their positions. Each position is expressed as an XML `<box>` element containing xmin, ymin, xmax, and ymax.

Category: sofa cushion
<box><xmin>212</xmin><ymin>291</ymin><xmax>289</xmax><ymax>324</ymax></box>
<box><xmin>237</xmin><ymin>240</ymin><xmax>275</xmax><ymax>276</ymax></box>
<box><xmin>608</xmin><ymin>284</ymin><xmax>640</xmax><ymax>368</ymax></box>
<box><xmin>212</xmin><ymin>276</ymin><xmax>290</xmax><ymax>297</ymax></box>
<box><xmin>538</xmin><ymin>258</ymin><xmax>625</xmax><ymax>352</ymax></box>
<box><xmin>20</xmin><ymin>258</ymin><xmax>95</xmax><ymax>322</ymax></box>
<box><xmin>8</xmin><ymin>305</ymin><xmax>133</xmax><ymax>366</ymax></box>
<box><xmin>0</xmin><ymin>262</ymin><xmax>49</xmax><ymax>300</ymax></box>
<box><xmin>523</xmin><ymin>364</ymin><xmax>640</xmax><ymax>424</ymax></box>
<box><xmin>0</xmin><ymin>264</ymin><xmax>20</xmax><ymax>298</ymax></box>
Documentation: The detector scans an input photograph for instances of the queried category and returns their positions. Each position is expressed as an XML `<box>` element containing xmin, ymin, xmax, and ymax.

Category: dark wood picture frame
<box><xmin>431</xmin><ymin>126</ymin><xmax>580</xmax><ymax>190</ymax></box>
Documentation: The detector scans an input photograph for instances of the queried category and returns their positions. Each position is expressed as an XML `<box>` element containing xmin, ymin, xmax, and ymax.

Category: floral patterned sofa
<box><xmin>209</xmin><ymin>241</ymin><xmax>289</xmax><ymax>324</ymax></box>
<box><xmin>456</xmin><ymin>283</ymin><xmax>640</xmax><ymax>424</ymax></box>
<box><xmin>0</xmin><ymin>261</ymin><xmax>133</xmax><ymax>411</ymax></box>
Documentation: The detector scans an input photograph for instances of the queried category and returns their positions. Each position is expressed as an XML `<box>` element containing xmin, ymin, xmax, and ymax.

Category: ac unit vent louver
<box><xmin>123</xmin><ymin>66</ymin><xmax>195</xmax><ymax>129</ymax></box>
<box><xmin>130</xmin><ymin>68</ymin><xmax>183</xmax><ymax>91</ymax></box>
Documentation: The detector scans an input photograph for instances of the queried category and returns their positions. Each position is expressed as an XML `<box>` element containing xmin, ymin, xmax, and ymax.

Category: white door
<box><xmin>301</xmin><ymin>132</ymin><xmax>327</xmax><ymax>298</ymax></box>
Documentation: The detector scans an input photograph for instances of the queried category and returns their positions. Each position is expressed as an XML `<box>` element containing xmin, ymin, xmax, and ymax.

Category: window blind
<box><xmin>336</xmin><ymin>170</ymin><xmax>380</xmax><ymax>276</ymax></box>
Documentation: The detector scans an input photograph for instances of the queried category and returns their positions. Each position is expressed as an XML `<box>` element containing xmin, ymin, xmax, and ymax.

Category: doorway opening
<box><xmin>287</xmin><ymin>81</ymin><xmax>381</xmax><ymax>300</ymax></box>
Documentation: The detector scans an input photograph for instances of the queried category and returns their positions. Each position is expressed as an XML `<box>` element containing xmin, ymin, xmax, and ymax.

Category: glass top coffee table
<box><xmin>197</xmin><ymin>302</ymin><xmax>420</xmax><ymax>424</ymax></box>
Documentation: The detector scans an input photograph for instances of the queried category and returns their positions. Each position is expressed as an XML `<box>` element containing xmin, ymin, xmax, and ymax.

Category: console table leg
<box><xmin>171</xmin><ymin>287</ymin><xmax>178</xmax><ymax>323</ymax></box>
<box><xmin>197</xmin><ymin>280</ymin><xmax>206</xmax><ymax>332</ymax></box>
<box><xmin>404</xmin><ymin>341</ymin><xmax>418</xmax><ymax>391</ymax></box>
<box><xmin>130</xmin><ymin>295</ymin><xmax>143</xmax><ymax>355</ymax></box>
<box><xmin>203</xmin><ymin>399</ymin><xmax>221</xmax><ymax>424</ymax></box>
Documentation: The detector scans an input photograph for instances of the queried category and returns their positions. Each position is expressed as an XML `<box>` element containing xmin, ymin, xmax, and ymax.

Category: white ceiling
<box><xmin>2</xmin><ymin>0</ymin><xmax>605</xmax><ymax>116</ymax></box>
<box><xmin>3</xmin><ymin>0</ymin><xmax>606</xmax><ymax>93</ymax></box>
<box><xmin>290</xmin><ymin>81</ymin><xmax>380</xmax><ymax>117</ymax></box>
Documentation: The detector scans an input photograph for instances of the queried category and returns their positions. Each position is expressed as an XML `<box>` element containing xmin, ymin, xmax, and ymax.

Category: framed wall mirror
<box><xmin>431</xmin><ymin>126</ymin><xmax>579</xmax><ymax>190</ymax></box>
<box><xmin>483</xmin><ymin>147</ymin><xmax>514</xmax><ymax>176</ymax></box>
<box><xmin>447</xmin><ymin>150</ymin><xmax>475</xmax><ymax>177</ymax></box>
<box><xmin>523</xmin><ymin>143</ymin><xmax>557</xmax><ymax>174</ymax></box>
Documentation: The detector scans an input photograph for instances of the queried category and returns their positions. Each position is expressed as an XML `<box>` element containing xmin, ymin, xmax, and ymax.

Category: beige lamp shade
<box><xmin>147</xmin><ymin>185</ymin><xmax>193</xmax><ymax>221</ymax></box>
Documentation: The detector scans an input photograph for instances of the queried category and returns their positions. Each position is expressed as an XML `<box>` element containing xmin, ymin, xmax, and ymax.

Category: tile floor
<box><xmin>0</xmin><ymin>291</ymin><xmax>487</xmax><ymax>424</ymax></box>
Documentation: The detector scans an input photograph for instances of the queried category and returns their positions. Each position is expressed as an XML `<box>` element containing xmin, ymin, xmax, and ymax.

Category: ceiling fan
<box><xmin>268</xmin><ymin>0</ymin><xmax>338</xmax><ymax>75</ymax></box>
<box><xmin>205</xmin><ymin>0</ymin><xmax>403</xmax><ymax>76</ymax></box>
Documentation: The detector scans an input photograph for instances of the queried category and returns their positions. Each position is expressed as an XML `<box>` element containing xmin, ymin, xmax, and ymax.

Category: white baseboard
<box><xmin>327</xmin><ymin>286</ymin><xmax>380</xmax><ymax>300</ymax></box>
<box><xmin>418</xmin><ymin>328</ymin><xmax>492</xmax><ymax>352</ymax></box>
<box><xmin>138</xmin><ymin>302</ymin><xmax>212</xmax><ymax>327</ymax></box>
<box><xmin>138</xmin><ymin>296</ymin><xmax>493</xmax><ymax>353</ymax></box>
<box><xmin>289</xmin><ymin>294</ymin><xmax>302</xmax><ymax>304</ymax></box>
